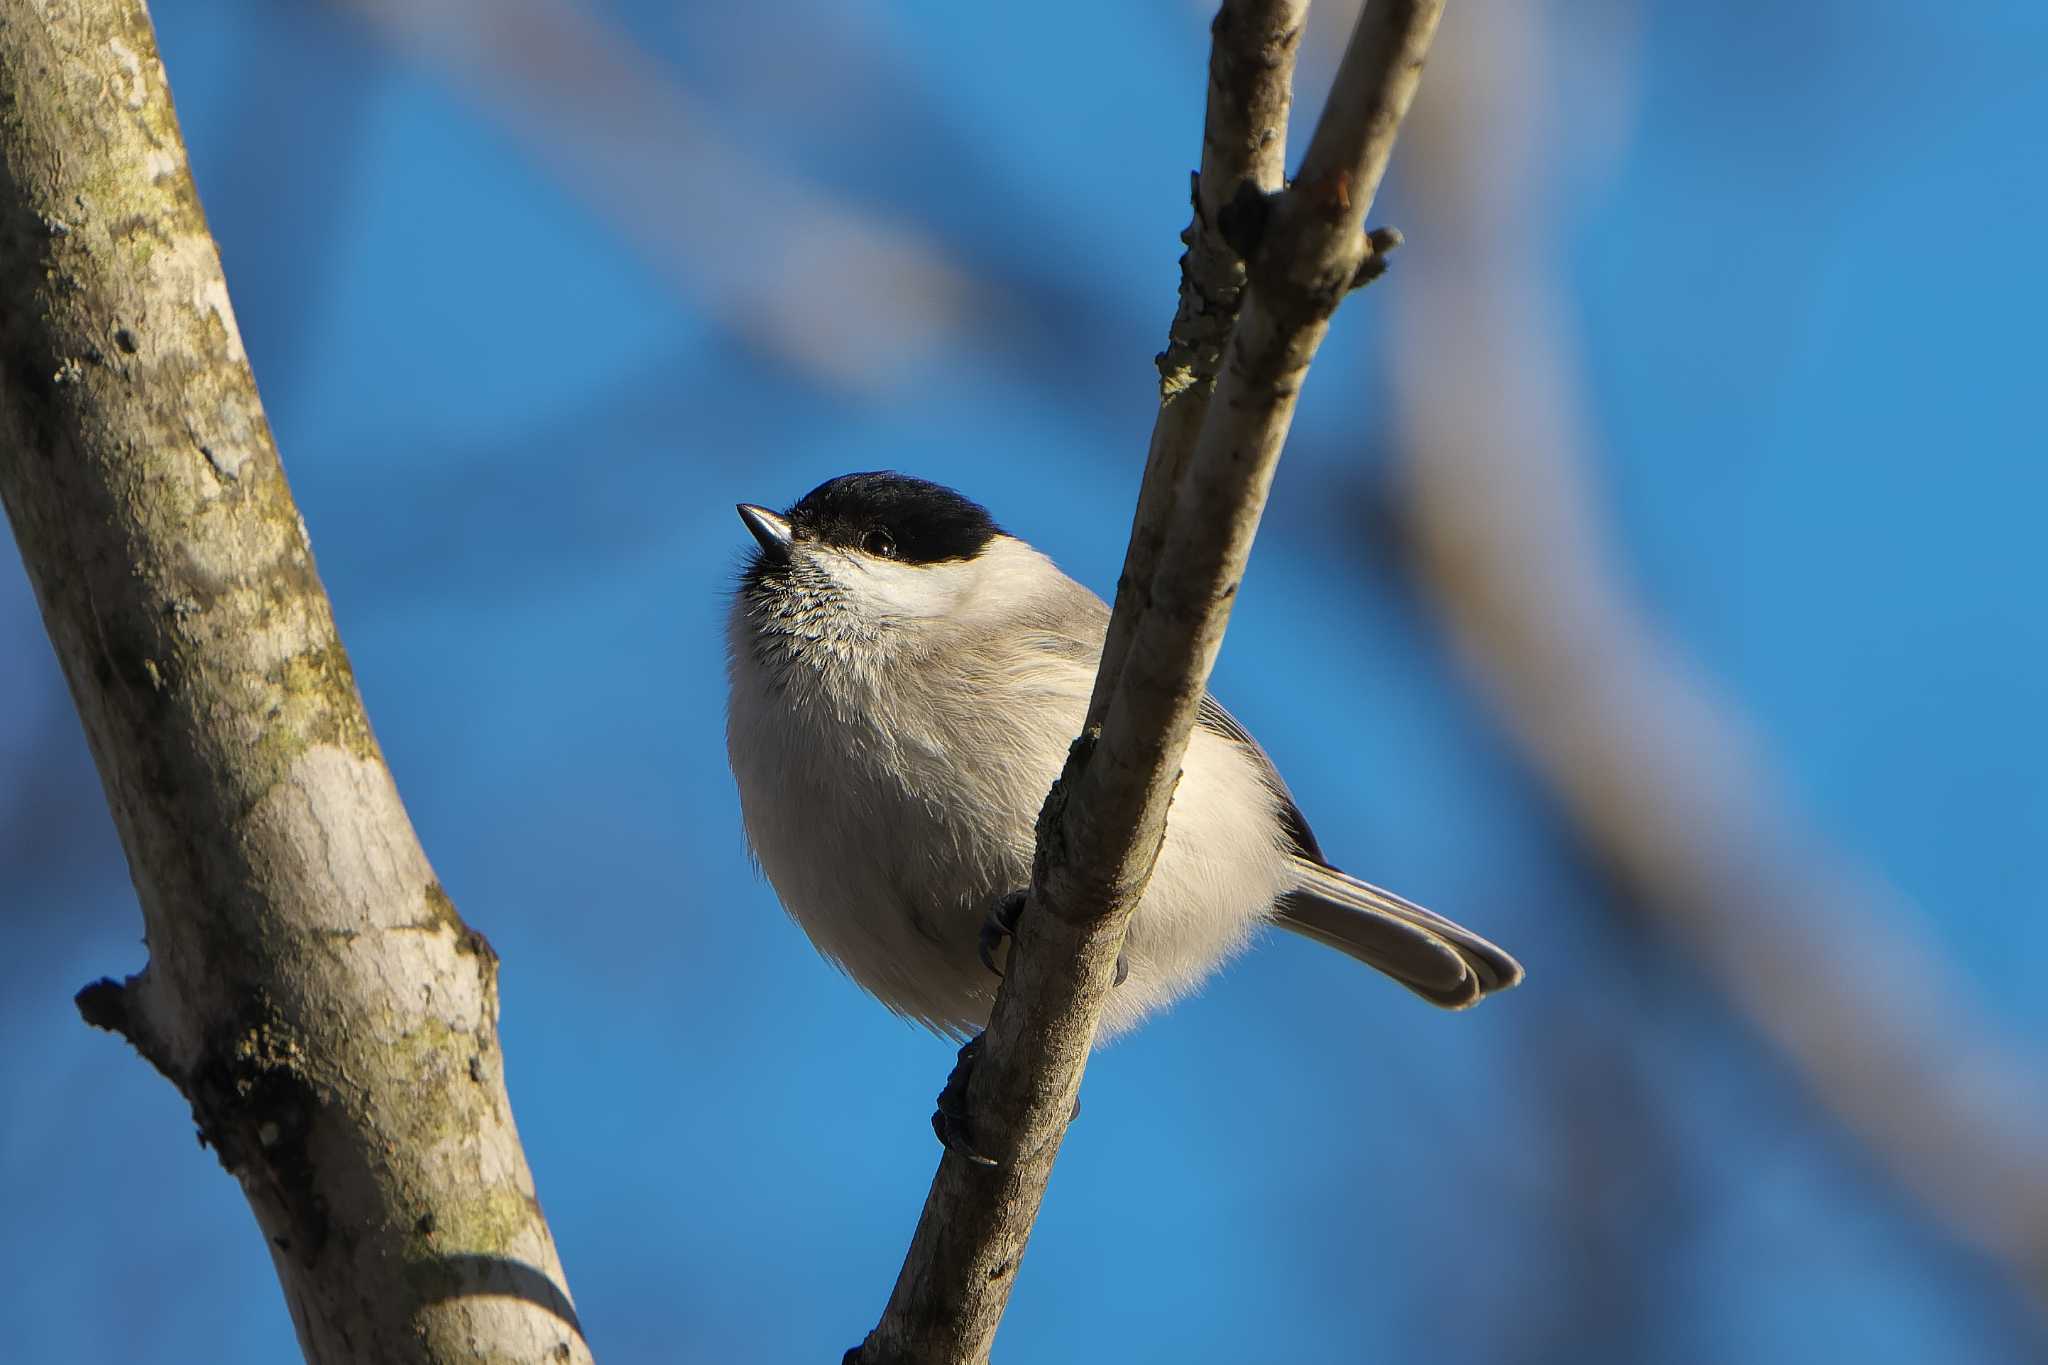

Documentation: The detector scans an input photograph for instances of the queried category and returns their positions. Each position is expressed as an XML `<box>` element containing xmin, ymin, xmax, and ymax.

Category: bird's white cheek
<box><xmin>831</xmin><ymin>558</ymin><xmax>963</xmax><ymax>623</ymax></box>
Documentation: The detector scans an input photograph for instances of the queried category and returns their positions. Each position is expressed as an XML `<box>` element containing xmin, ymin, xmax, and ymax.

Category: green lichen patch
<box><xmin>256</xmin><ymin>639</ymin><xmax>378</xmax><ymax>773</ymax></box>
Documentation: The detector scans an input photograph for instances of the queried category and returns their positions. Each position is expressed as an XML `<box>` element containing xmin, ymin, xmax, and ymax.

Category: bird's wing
<box><xmin>1014</xmin><ymin>580</ymin><xmax>1329</xmax><ymax>865</ymax></box>
<box><xmin>1012</xmin><ymin>571</ymin><xmax>1522</xmax><ymax>1006</ymax></box>
<box><xmin>1194</xmin><ymin>697</ymin><xmax>1524</xmax><ymax>1009</ymax></box>
<box><xmin>1194</xmin><ymin>693</ymin><xmax>1327</xmax><ymax>864</ymax></box>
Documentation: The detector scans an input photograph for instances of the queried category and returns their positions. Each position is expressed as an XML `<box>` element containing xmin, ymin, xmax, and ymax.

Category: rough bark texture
<box><xmin>0</xmin><ymin>5</ymin><xmax>590</xmax><ymax>1360</ymax></box>
<box><xmin>1091</xmin><ymin>0</ymin><xmax>1307</xmax><ymax>716</ymax></box>
<box><xmin>851</xmin><ymin>5</ymin><xmax>1447</xmax><ymax>1363</ymax></box>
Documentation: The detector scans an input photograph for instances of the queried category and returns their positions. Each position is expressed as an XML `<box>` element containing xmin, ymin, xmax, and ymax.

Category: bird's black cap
<box><xmin>782</xmin><ymin>472</ymin><xmax>1003</xmax><ymax>565</ymax></box>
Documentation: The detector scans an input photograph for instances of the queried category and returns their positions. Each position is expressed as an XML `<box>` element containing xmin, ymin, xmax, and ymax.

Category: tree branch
<box><xmin>851</xmin><ymin>5</ymin><xmax>1447</xmax><ymax>1363</ymax></box>
<box><xmin>1090</xmin><ymin>0</ymin><xmax>1307</xmax><ymax>713</ymax></box>
<box><xmin>0</xmin><ymin>4</ymin><xmax>590</xmax><ymax>1359</ymax></box>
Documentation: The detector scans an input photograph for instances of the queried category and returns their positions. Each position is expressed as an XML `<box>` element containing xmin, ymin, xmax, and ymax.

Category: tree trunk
<box><xmin>0</xmin><ymin>4</ymin><xmax>591</xmax><ymax>1359</ymax></box>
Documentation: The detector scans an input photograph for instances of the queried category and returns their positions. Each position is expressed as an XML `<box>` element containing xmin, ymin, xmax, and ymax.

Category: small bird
<box><xmin>725</xmin><ymin>472</ymin><xmax>1521</xmax><ymax>1047</ymax></box>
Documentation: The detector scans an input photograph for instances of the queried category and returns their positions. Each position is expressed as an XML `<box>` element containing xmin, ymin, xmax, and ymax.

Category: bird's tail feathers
<box><xmin>1275</xmin><ymin>860</ymin><xmax>1523</xmax><ymax>1010</ymax></box>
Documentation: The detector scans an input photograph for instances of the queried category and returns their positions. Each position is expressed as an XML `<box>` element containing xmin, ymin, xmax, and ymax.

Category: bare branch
<box><xmin>0</xmin><ymin>4</ymin><xmax>589</xmax><ymax>1359</ymax></box>
<box><xmin>1091</xmin><ymin>0</ymin><xmax>1307</xmax><ymax>714</ymax></box>
<box><xmin>852</xmin><ymin>5</ymin><xmax>1448</xmax><ymax>1362</ymax></box>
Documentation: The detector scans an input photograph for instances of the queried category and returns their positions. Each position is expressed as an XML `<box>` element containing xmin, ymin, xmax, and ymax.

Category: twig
<box><xmin>1091</xmin><ymin>0</ymin><xmax>1307</xmax><ymax>711</ymax></box>
<box><xmin>851</xmin><ymin>5</ymin><xmax>1447</xmax><ymax>1362</ymax></box>
<box><xmin>0</xmin><ymin>4</ymin><xmax>589</xmax><ymax>1359</ymax></box>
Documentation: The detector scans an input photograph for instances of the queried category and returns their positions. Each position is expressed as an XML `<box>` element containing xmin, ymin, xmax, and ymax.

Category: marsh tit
<box><xmin>726</xmin><ymin>472</ymin><xmax>1522</xmax><ymax>1043</ymax></box>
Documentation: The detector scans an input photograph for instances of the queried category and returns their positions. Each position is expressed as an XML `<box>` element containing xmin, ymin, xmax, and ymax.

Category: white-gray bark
<box><xmin>0</xmin><ymin>4</ymin><xmax>590</xmax><ymax>1359</ymax></box>
<box><xmin>850</xmin><ymin>4</ymin><xmax>1447</xmax><ymax>1363</ymax></box>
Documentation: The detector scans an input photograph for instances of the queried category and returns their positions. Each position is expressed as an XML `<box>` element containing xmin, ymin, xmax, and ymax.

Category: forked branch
<box><xmin>851</xmin><ymin>4</ymin><xmax>1448</xmax><ymax>1363</ymax></box>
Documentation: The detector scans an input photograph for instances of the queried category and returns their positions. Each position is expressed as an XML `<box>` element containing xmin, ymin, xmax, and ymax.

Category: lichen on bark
<box><xmin>0</xmin><ymin>4</ymin><xmax>590</xmax><ymax>1360</ymax></box>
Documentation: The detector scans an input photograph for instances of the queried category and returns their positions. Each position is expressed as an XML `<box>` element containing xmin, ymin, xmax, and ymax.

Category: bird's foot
<box><xmin>932</xmin><ymin>1034</ymin><xmax>999</xmax><ymax>1167</ymax></box>
<box><xmin>976</xmin><ymin>890</ymin><xmax>1027</xmax><ymax>979</ymax></box>
<box><xmin>930</xmin><ymin>1032</ymin><xmax>1084</xmax><ymax>1170</ymax></box>
<box><xmin>977</xmin><ymin>888</ymin><xmax>1128</xmax><ymax>986</ymax></box>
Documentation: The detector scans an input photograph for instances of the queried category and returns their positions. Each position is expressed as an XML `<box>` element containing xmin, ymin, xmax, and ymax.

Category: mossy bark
<box><xmin>0</xmin><ymin>4</ymin><xmax>590</xmax><ymax>1359</ymax></box>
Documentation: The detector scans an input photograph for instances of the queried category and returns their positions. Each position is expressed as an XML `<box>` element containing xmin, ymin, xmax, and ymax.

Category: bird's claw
<box><xmin>977</xmin><ymin>890</ymin><xmax>1028</xmax><ymax>979</ymax></box>
<box><xmin>979</xmin><ymin>888</ymin><xmax>1130</xmax><ymax>988</ymax></box>
<box><xmin>929</xmin><ymin>1033</ymin><xmax>1085</xmax><ymax>1169</ymax></box>
<box><xmin>931</xmin><ymin>1034</ymin><xmax>999</xmax><ymax>1167</ymax></box>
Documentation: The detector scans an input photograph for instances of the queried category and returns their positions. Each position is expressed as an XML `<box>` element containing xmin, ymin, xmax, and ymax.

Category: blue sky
<box><xmin>3</xmin><ymin>2</ymin><xmax>2045</xmax><ymax>1361</ymax></box>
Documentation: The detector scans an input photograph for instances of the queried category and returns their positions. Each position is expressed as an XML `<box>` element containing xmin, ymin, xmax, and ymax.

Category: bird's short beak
<box><xmin>737</xmin><ymin>504</ymin><xmax>794</xmax><ymax>561</ymax></box>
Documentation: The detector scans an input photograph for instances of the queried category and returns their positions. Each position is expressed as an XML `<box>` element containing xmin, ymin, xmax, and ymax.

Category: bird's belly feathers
<box><xmin>727</xmin><ymin>647</ymin><xmax>1292</xmax><ymax>1038</ymax></box>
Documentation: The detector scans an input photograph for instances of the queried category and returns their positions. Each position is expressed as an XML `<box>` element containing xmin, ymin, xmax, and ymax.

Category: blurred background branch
<box><xmin>1387</xmin><ymin>0</ymin><xmax>2048</xmax><ymax>1312</ymax></box>
<box><xmin>335</xmin><ymin>0</ymin><xmax>977</xmax><ymax>393</ymax></box>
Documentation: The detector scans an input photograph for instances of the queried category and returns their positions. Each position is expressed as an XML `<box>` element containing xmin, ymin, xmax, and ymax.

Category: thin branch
<box><xmin>1388</xmin><ymin>0</ymin><xmax>2048</xmax><ymax>1311</ymax></box>
<box><xmin>851</xmin><ymin>4</ymin><xmax>1448</xmax><ymax>1363</ymax></box>
<box><xmin>1090</xmin><ymin>0</ymin><xmax>1307</xmax><ymax>713</ymax></box>
<box><xmin>0</xmin><ymin>4</ymin><xmax>590</xmax><ymax>1359</ymax></box>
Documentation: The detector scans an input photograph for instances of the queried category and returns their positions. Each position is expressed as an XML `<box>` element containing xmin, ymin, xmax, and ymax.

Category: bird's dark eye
<box><xmin>861</xmin><ymin>528</ymin><xmax>898</xmax><ymax>559</ymax></box>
